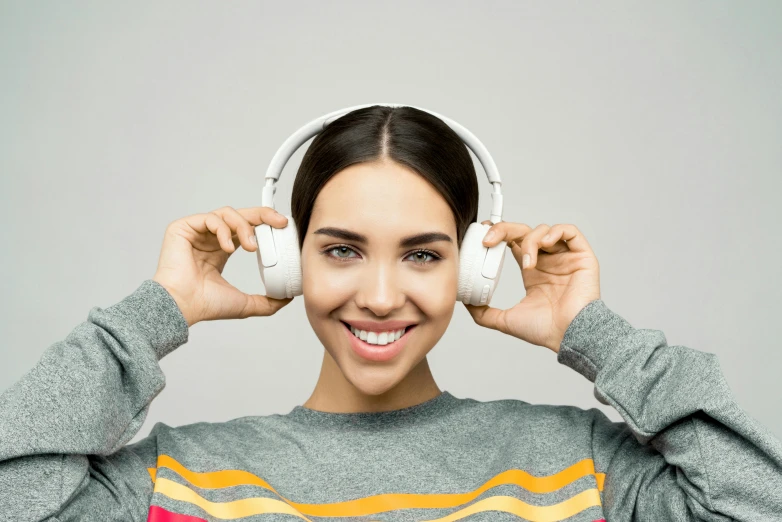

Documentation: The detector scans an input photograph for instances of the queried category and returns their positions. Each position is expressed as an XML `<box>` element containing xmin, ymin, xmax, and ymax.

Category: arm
<box><xmin>558</xmin><ymin>299</ymin><xmax>782</xmax><ymax>520</ymax></box>
<box><xmin>0</xmin><ymin>280</ymin><xmax>189</xmax><ymax>521</ymax></box>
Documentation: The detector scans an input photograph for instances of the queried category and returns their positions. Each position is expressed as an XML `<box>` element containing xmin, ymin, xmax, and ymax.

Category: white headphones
<box><xmin>254</xmin><ymin>103</ymin><xmax>507</xmax><ymax>307</ymax></box>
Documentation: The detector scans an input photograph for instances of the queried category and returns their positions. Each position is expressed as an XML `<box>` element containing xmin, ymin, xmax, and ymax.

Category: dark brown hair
<box><xmin>291</xmin><ymin>105</ymin><xmax>479</xmax><ymax>251</ymax></box>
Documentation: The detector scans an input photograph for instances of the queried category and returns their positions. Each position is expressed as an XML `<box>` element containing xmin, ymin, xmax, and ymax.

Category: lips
<box><xmin>341</xmin><ymin>321</ymin><xmax>416</xmax><ymax>362</ymax></box>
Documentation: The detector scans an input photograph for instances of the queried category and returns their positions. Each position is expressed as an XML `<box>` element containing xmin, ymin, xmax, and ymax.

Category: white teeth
<box><xmin>348</xmin><ymin>324</ymin><xmax>408</xmax><ymax>345</ymax></box>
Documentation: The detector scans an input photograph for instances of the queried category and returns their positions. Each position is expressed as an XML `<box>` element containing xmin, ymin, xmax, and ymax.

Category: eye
<box><xmin>321</xmin><ymin>245</ymin><xmax>442</xmax><ymax>265</ymax></box>
<box><xmin>326</xmin><ymin>245</ymin><xmax>359</xmax><ymax>260</ymax></box>
<box><xmin>405</xmin><ymin>249</ymin><xmax>441</xmax><ymax>265</ymax></box>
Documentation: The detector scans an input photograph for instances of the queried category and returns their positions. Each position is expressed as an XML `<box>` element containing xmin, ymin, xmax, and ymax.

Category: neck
<box><xmin>302</xmin><ymin>350</ymin><xmax>442</xmax><ymax>413</ymax></box>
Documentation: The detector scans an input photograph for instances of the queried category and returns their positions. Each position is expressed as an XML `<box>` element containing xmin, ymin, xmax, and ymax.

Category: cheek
<box><xmin>302</xmin><ymin>271</ymin><xmax>347</xmax><ymax>355</ymax></box>
<box><xmin>307</xmin><ymin>269</ymin><xmax>356</xmax><ymax>295</ymax></box>
<box><xmin>409</xmin><ymin>261</ymin><xmax>459</xmax><ymax>311</ymax></box>
<box><xmin>301</xmin><ymin>252</ymin><xmax>353</xmax><ymax>309</ymax></box>
<box><xmin>405</xmin><ymin>265</ymin><xmax>459</xmax><ymax>343</ymax></box>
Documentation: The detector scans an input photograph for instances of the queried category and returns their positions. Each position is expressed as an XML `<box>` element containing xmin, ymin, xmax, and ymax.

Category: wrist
<box><xmin>104</xmin><ymin>280</ymin><xmax>190</xmax><ymax>360</ymax></box>
<box><xmin>151</xmin><ymin>276</ymin><xmax>197</xmax><ymax>327</ymax></box>
<box><xmin>545</xmin><ymin>331</ymin><xmax>566</xmax><ymax>354</ymax></box>
<box><xmin>556</xmin><ymin>299</ymin><xmax>633</xmax><ymax>382</ymax></box>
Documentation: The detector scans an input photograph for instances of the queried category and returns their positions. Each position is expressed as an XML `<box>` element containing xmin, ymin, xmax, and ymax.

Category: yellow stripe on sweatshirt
<box><xmin>148</xmin><ymin>455</ymin><xmax>604</xmax><ymax>518</ymax></box>
<box><xmin>154</xmin><ymin>477</ymin><xmax>312</xmax><ymax>521</ymax></box>
<box><xmin>154</xmin><ymin>477</ymin><xmax>602</xmax><ymax>521</ymax></box>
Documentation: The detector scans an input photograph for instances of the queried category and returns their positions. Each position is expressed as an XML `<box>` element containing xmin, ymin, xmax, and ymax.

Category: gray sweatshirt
<box><xmin>1</xmin><ymin>279</ymin><xmax>781</xmax><ymax>522</ymax></box>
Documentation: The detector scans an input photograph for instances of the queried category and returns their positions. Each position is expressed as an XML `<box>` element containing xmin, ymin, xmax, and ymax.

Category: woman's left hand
<box><xmin>464</xmin><ymin>221</ymin><xmax>601</xmax><ymax>354</ymax></box>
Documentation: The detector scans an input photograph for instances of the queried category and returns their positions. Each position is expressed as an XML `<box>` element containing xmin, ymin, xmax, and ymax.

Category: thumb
<box><xmin>463</xmin><ymin>303</ymin><xmax>508</xmax><ymax>334</ymax></box>
<box><xmin>243</xmin><ymin>294</ymin><xmax>295</xmax><ymax>318</ymax></box>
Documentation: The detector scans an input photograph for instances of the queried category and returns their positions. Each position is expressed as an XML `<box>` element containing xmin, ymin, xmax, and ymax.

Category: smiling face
<box><xmin>300</xmin><ymin>159</ymin><xmax>459</xmax><ymax>398</ymax></box>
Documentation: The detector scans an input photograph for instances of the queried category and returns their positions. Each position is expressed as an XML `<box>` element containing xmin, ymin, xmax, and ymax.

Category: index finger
<box><xmin>480</xmin><ymin>220</ymin><xmax>533</xmax><ymax>247</ymax></box>
<box><xmin>483</xmin><ymin>221</ymin><xmax>594</xmax><ymax>255</ymax></box>
<box><xmin>235</xmin><ymin>207</ymin><xmax>289</xmax><ymax>227</ymax></box>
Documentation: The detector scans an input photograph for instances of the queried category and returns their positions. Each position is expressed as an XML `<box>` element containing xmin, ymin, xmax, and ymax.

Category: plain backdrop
<box><xmin>1</xmin><ymin>1</ymin><xmax>780</xmax><ymax>445</ymax></box>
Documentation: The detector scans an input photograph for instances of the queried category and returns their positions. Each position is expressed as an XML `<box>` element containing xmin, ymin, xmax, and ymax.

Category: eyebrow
<box><xmin>313</xmin><ymin>227</ymin><xmax>453</xmax><ymax>248</ymax></box>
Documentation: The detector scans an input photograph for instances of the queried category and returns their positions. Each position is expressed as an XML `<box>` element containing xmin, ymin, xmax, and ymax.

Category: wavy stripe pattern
<box><xmin>147</xmin><ymin>455</ymin><xmax>606</xmax><ymax>520</ymax></box>
<box><xmin>153</xmin><ymin>477</ymin><xmax>602</xmax><ymax>521</ymax></box>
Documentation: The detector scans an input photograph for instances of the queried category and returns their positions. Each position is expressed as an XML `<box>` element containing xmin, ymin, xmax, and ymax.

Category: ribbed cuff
<box><xmin>101</xmin><ymin>279</ymin><xmax>190</xmax><ymax>360</ymax></box>
<box><xmin>556</xmin><ymin>299</ymin><xmax>634</xmax><ymax>383</ymax></box>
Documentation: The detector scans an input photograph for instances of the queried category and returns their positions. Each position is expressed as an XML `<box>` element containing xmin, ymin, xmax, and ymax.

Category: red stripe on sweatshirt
<box><xmin>147</xmin><ymin>505</ymin><xmax>207</xmax><ymax>522</ymax></box>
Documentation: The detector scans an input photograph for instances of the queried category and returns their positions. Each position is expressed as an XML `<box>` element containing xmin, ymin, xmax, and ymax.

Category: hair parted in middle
<box><xmin>291</xmin><ymin>105</ymin><xmax>480</xmax><ymax>251</ymax></box>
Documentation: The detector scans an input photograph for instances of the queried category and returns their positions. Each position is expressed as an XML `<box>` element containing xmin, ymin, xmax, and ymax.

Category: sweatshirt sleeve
<box><xmin>0</xmin><ymin>280</ymin><xmax>189</xmax><ymax>521</ymax></box>
<box><xmin>557</xmin><ymin>299</ymin><xmax>782</xmax><ymax>520</ymax></box>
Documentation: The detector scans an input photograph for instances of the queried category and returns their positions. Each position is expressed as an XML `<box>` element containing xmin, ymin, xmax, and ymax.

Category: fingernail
<box><xmin>522</xmin><ymin>254</ymin><xmax>530</xmax><ymax>268</ymax></box>
<box><xmin>249</xmin><ymin>234</ymin><xmax>257</xmax><ymax>246</ymax></box>
<box><xmin>483</xmin><ymin>231</ymin><xmax>495</xmax><ymax>243</ymax></box>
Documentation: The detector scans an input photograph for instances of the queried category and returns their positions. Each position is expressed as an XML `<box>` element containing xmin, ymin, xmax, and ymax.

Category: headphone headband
<box><xmin>262</xmin><ymin>103</ymin><xmax>504</xmax><ymax>222</ymax></box>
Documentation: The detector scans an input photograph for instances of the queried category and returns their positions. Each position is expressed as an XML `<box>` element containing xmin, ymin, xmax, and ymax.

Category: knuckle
<box><xmin>168</xmin><ymin>219</ymin><xmax>189</xmax><ymax>234</ymax></box>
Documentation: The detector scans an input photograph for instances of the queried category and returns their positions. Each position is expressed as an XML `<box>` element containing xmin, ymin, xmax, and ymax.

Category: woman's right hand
<box><xmin>152</xmin><ymin>206</ymin><xmax>294</xmax><ymax>327</ymax></box>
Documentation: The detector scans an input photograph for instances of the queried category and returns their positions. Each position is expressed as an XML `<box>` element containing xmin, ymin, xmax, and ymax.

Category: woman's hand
<box><xmin>152</xmin><ymin>206</ymin><xmax>293</xmax><ymax>327</ymax></box>
<box><xmin>464</xmin><ymin>221</ymin><xmax>601</xmax><ymax>353</ymax></box>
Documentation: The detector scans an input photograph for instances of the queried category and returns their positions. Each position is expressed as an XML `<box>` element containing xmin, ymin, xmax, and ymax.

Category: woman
<box><xmin>1</xmin><ymin>106</ymin><xmax>780</xmax><ymax>521</ymax></box>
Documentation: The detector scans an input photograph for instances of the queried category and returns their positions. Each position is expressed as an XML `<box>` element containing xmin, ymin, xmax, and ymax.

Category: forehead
<box><xmin>309</xmin><ymin>160</ymin><xmax>456</xmax><ymax>239</ymax></box>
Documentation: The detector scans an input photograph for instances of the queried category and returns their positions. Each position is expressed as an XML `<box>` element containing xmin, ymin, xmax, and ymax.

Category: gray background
<box><xmin>1</xmin><ymin>1</ymin><xmax>780</xmax><ymax>445</ymax></box>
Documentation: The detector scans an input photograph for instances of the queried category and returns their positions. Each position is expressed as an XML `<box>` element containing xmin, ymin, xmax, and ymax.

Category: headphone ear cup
<box><xmin>457</xmin><ymin>222</ymin><xmax>505</xmax><ymax>306</ymax></box>
<box><xmin>254</xmin><ymin>215</ymin><xmax>302</xmax><ymax>299</ymax></box>
<box><xmin>457</xmin><ymin>223</ymin><xmax>482</xmax><ymax>303</ymax></box>
<box><xmin>279</xmin><ymin>217</ymin><xmax>302</xmax><ymax>297</ymax></box>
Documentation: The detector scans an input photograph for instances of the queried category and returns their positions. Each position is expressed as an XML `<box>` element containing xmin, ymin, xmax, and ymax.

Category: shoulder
<box><xmin>450</xmin><ymin>394</ymin><xmax>614</xmax><ymax>432</ymax></box>
<box><xmin>133</xmin><ymin>411</ymin><xmax>292</xmax><ymax>448</ymax></box>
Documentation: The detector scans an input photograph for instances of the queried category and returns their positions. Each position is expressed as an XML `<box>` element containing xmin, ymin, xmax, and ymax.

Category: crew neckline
<box><xmin>286</xmin><ymin>391</ymin><xmax>458</xmax><ymax>429</ymax></box>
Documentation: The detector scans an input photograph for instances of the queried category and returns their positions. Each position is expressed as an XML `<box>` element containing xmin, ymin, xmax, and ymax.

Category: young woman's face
<box><xmin>300</xmin><ymin>159</ymin><xmax>459</xmax><ymax>396</ymax></box>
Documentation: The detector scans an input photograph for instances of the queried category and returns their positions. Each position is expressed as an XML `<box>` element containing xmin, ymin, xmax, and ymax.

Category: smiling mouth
<box><xmin>340</xmin><ymin>320</ymin><xmax>417</xmax><ymax>345</ymax></box>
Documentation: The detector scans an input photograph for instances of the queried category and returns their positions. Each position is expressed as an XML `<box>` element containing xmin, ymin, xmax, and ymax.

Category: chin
<box><xmin>342</xmin><ymin>364</ymin><xmax>407</xmax><ymax>396</ymax></box>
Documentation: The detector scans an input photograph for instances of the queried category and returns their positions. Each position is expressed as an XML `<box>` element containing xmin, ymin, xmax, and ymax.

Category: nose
<box><xmin>354</xmin><ymin>261</ymin><xmax>406</xmax><ymax>317</ymax></box>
